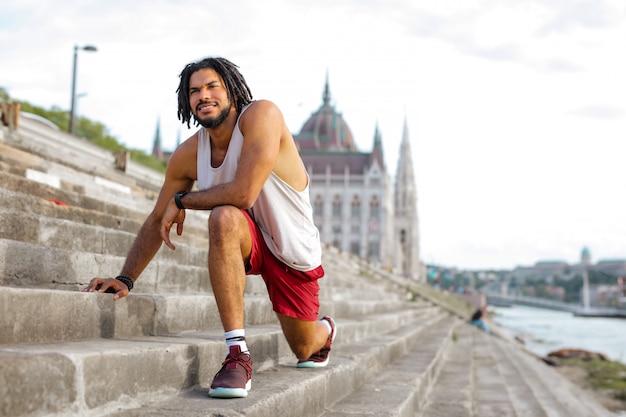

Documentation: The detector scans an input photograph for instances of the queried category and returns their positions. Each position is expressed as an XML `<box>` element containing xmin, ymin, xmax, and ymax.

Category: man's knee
<box><xmin>208</xmin><ymin>205</ymin><xmax>243</xmax><ymax>237</ymax></box>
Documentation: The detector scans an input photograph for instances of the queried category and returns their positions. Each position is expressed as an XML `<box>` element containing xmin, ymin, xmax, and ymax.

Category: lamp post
<box><xmin>69</xmin><ymin>44</ymin><xmax>97</xmax><ymax>135</ymax></box>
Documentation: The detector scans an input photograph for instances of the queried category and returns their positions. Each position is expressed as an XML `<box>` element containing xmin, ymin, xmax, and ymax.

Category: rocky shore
<box><xmin>543</xmin><ymin>349</ymin><xmax>626</xmax><ymax>415</ymax></box>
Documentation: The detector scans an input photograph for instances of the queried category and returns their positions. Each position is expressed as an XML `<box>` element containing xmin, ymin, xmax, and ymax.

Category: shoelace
<box><xmin>221</xmin><ymin>354</ymin><xmax>252</xmax><ymax>376</ymax></box>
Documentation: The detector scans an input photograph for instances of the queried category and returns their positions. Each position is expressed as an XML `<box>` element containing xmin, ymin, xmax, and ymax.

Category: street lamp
<box><xmin>69</xmin><ymin>44</ymin><xmax>97</xmax><ymax>135</ymax></box>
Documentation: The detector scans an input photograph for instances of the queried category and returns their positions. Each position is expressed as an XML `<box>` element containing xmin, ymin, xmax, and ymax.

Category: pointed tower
<box><xmin>370</xmin><ymin>122</ymin><xmax>384</xmax><ymax>169</ymax></box>
<box><xmin>393</xmin><ymin>117</ymin><xmax>421</xmax><ymax>279</ymax></box>
<box><xmin>152</xmin><ymin>117</ymin><xmax>164</xmax><ymax>161</ymax></box>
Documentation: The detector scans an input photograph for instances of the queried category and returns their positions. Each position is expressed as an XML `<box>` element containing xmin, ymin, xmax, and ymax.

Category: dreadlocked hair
<box><xmin>176</xmin><ymin>57</ymin><xmax>253</xmax><ymax>128</ymax></box>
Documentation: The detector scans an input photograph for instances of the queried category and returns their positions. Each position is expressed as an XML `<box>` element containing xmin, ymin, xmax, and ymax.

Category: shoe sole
<box><xmin>208</xmin><ymin>380</ymin><xmax>251</xmax><ymax>398</ymax></box>
<box><xmin>297</xmin><ymin>317</ymin><xmax>337</xmax><ymax>368</ymax></box>
<box><xmin>296</xmin><ymin>358</ymin><xmax>330</xmax><ymax>368</ymax></box>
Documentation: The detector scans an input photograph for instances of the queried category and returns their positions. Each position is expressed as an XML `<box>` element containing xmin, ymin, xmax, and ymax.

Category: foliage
<box><xmin>553</xmin><ymin>270</ymin><xmax>620</xmax><ymax>303</ymax></box>
<box><xmin>562</xmin><ymin>358</ymin><xmax>626</xmax><ymax>403</ymax></box>
<box><xmin>0</xmin><ymin>87</ymin><xmax>9</xmax><ymax>102</ymax></box>
<box><xmin>130</xmin><ymin>149</ymin><xmax>167</xmax><ymax>171</ymax></box>
<box><xmin>1</xmin><ymin>87</ymin><xmax>166</xmax><ymax>173</ymax></box>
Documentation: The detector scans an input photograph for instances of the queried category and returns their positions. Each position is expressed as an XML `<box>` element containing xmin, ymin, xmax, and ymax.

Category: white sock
<box><xmin>224</xmin><ymin>329</ymin><xmax>248</xmax><ymax>355</ymax></box>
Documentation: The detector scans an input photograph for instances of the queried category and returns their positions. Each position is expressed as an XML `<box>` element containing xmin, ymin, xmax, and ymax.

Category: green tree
<box><xmin>0</xmin><ymin>87</ymin><xmax>9</xmax><ymax>102</ymax></box>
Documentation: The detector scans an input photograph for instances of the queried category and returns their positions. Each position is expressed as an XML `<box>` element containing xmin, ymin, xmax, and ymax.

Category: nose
<box><xmin>198</xmin><ymin>86</ymin><xmax>211</xmax><ymax>101</ymax></box>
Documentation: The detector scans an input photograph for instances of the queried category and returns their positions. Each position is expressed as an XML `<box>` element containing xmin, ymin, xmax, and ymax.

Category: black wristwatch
<box><xmin>174</xmin><ymin>191</ymin><xmax>189</xmax><ymax>210</ymax></box>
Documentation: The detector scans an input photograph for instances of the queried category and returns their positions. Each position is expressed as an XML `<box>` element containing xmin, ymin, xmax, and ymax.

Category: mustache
<box><xmin>195</xmin><ymin>100</ymin><xmax>217</xmax><ymax>112</ymax></box>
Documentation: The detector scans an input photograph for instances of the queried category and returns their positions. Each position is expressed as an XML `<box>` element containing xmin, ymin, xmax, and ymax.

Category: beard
<box><xmin>194</xmin><ymin>103</ymin><xmax>231</xmax><ymax>129</ymax></box>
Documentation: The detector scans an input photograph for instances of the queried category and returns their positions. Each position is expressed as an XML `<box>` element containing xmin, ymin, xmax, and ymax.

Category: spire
<box><xmin>395</xmin><ymin>116</ymin><xmax>416</xmax><ymax>213</ymax></box>
<box><xmin>152</xmin><ymin>116</ymin><xmax>163</xmax><ymax>161</ymax></box>
<box><xmin>393</xmin><ymin>115</ymin><xmax>421</xmax><ymax>280</ymax></box>
<box><xmin>370</xmin><ymin>121</ymin><xmax>384</xmax><ymax>168</ymax></box>
<box><xmin>322</xmin><ymin>70</ymin><xmax>331</xmax><ymax>107</ymax></box>
<box><xmin>400</xmin><ymin>116</ymin><xmax>411</xmax><ymax>155</ymax></box>
<box><xmin>374</xmin><ymin>121</ymin><xmax>382</xmax><ymax>147</ymax></box>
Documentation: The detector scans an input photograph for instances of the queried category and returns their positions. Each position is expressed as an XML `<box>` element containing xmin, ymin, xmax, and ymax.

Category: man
<box><xmin>470</xmin><ymin>305</ymin><xmax>490</xmax><ymax>334</ymax></box>
<box><xmin>83</xmin><ymin>57</ymin><xmax>336</xmax><ymax>399</ymax></box>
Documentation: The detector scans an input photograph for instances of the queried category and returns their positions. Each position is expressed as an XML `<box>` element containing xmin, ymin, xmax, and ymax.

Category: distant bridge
<box><xmin>485</xmin><ymin>293</ymin><xmax>580</xmax><ymax>313</ymax></box>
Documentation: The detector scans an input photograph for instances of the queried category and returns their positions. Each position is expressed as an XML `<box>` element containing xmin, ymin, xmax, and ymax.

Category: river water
<box><xmin>490</xmin><ymin>304</ymin><xmax>626</xmax><ymax>364</ymax></box>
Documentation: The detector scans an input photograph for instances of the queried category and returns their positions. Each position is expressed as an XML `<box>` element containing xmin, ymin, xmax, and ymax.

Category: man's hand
<box><xmin>160</xmin><ymin>198</ymin><xmax>186</xmax><ymax>250</ymax></box>
<box><xmin>82</xmin><ymin>277</ymin><xmax>130</xmax><ymax>300</ymax></box>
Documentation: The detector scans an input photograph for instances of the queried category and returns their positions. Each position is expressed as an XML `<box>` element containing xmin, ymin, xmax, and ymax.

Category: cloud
<box><xmin>533</xmin><ymin>58</ymin><xmax>584</xmax><ymax>74</ymax></box>
<box><xmin>537</xmin><ymin>0</ymin><xmax>623</xmax><ymax>35</ymax></box>
<box><xmin>569</xmin><ymin>105</ymin><xmax>624</xmax><ymax>119</ymax></box>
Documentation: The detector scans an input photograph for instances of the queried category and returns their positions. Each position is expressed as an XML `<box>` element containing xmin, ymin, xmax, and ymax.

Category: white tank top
<box><xmin>197</xmin><ymin>104</ymin><xmax>322</xmax><ymax>271</ymax></box>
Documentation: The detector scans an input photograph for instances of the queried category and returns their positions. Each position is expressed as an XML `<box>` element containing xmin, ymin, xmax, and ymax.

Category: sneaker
<box><xmin>208</xmin><ymin>345</ymin><xmax>252</xmax><ymax>398</ymax></box>
<box><xmin>297</xmin><ymin>316</ymin><xmax>337</xmax><ymax>368</ymax></box>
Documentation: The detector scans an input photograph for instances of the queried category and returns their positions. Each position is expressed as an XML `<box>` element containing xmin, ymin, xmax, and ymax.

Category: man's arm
<box><xmin>83</xmin><ymin>138</ymin><xmax>197</xmax><ymax>299</ymax></box>
<box><xmin>159</xmin><ymin>100</ymin><xmax>289</xmax><ymax>248</ymax></box>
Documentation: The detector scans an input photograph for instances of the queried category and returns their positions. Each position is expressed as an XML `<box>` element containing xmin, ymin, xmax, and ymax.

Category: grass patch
<box><xmin>561</xmin><ymin>358</ymin><xmax>626</xmax><ymax>404</ymax></box>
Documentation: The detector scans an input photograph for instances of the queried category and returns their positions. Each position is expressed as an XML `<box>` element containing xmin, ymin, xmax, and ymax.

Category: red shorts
<box><xmin>242</xmin><ymin>210</ymin><xmax>325</xmax><ymax>321</ymax></box>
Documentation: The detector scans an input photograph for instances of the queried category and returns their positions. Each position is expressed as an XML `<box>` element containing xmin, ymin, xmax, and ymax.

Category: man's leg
<box><xmin>207</xmin><ymin>206</ymin><xmax>253</xmax><ymax>398</ymax></box>
<box><xmin>207</xmin><ymin>205</ymin><xmax>251</xmax><ymax>332</ymax></box>
<box><xmin>277</xmin><ymin>314</ymin><xmax>331</xmax><ymax>361</ymax></box>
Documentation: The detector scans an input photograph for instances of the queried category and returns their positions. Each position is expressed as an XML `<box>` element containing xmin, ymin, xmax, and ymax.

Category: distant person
<box><xmin>82</xmin><ymin>56</ymin><xmax>336</xmax><ymax>398</ymax></box>
<box><xmin>470</xmin><ymin>305</ymin><xmax>490</xmax><ymax>333</ymax></box>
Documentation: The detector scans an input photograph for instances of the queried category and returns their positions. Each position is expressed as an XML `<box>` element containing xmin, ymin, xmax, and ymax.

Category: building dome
<box><xmin>296</xmin><ymin>76</ymin><xmax>356</xmax><ymax>152</ymax></box>
<box><xmin>581</xmin><ymin>246</ymin><xmax>591</xmax><ymax>265</ymax></box>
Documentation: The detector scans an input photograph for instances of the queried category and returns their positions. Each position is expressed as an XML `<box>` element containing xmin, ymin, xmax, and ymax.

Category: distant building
<box><xmin>507</xmin><ymin>260</ymin><xmax>570</xmax><ymax>283</ymax></box>
<box><xmin>584</xmin><ymin>284</ymin><xmax>624</xmax><ymax>308</ymax></box>
<box><xmin>594</xmin><ymin>259</ymin><xmax>626</xmax><ymax>277</ymax></box>
<box><xmin>505</xmin><ymin>247</ymin><xmax>626</xmax><ymax>283</ymax></box>
<box><xmin>294</xmin><ymin>76</ymin><xmax>422</xmax><ymax>279</ymax></box>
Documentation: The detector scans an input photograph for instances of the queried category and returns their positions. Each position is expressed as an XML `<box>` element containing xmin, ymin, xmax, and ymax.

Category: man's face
<box><xmin>189</xmin><ymin>68</ymin><xmax>233</xmax><ymax>129</ymax></box>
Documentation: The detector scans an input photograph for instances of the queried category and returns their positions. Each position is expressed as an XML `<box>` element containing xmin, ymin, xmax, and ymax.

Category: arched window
<box><xmin>351</xmin><ymin>195</ymin><xmax>361</xmax><ymax>218</ymax></box>
<box><xmin>332</xmin><ymin>195</ymin><xmax>342</xmax><ymax>218</ymax></box>
<box><xmin>314</xmin><ymin>195</ymin><xmax>323</xmax><ymax>217</ymax></box>
<box><xmin>369</xmin><ymin>195</ymin><xmax>380</xmax><ymax>218</ymax></box>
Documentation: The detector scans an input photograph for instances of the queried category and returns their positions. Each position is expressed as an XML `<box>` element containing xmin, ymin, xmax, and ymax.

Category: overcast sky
<box><xmin>1</xmin><ymin>0</ymin><xmax>625</xmax><ymax>270</ymax></box>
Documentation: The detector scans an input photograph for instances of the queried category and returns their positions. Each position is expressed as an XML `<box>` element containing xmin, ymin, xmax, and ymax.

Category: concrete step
<box><xmin>0</xmin><ymin>204</ymin><xmax>209</xmax><ymax>267</ymax></box>
<box><xmin>0</xmin><ymin>238</ymin><xmax>215</xmax><ymax>294</ymax></box>
<box><xmin>104</xmin><ymin>311</ymin><xmax>451</xmax><ymax>417</ymax></box>
<box><xmin>471</xmin><ymin>331</ymin><xmax>519</xmax><ymax>417</ymax></box>
<box><xmin>0</xmin><ymin>169</ymin><xmax>149</xmax><ymax>223</ymax></box>
<box><xmin>0</xmin><ymin>286</ymin><xmax>428</xmax><ymax>345</ymax></box>
<box><xmin>319</xmin><ymin>316</ymin><xmax>461</xmax><ymax>416</ymax></box>
<box><xmin>0</xmin><ymin>176</ymin><xmax>210</xmax><ymax>243</ymax></box>
<box><xmin>2</xmin><ymin>116</ymin><xmax>164</xmax><ymax>192</ymax></box>
<box><xmin>421</xmin><ymin>324</ymin><xmax>611</xmax><ymax>417</ymax></box>
<box><xmin>0</xmin><ymin>240</ymin><xmax>406</xmax><ymax>312</ymax></box>
<box><xmin>0</xmin><ymin>125</ymin><xmax>163</xmax><ymax>197</ymax></box>
<box><xmin>480</xmin><ymin>330</ymin><xmax>554</xmax><ymax>417</ymax></box>
<box><xmin>488</xmin><ymin>333</ymin><xmax>609</xmax><ymax>417</ymax></box>
<box><xmin>1</xmin><ymin>308</ymin><xmax>444</xmax><ymax>417</ymax></box>
<box><xmin>0</xmin><ymin>234</ymin><xmax>408</xmax><ymax>307</ymax></box>
<box><xmin>418</xmin><ymin>323</ymin><xmax>474</xmax><ymax>417</ymax></box>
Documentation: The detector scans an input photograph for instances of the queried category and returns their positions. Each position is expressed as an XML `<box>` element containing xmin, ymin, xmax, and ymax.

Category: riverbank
<box><xmin>490</xmin><ymin>305</ymin><xmax>626</xmax><ymax>364</ymax></box>
<box><xmin>554</xmin><ymin>358</ymin><xmax>626</xmax><ymax>415</ymax></box>
<box><xmin>489</xmin><ymin>304</ymin><xmax>626</xmax><ymax>415</ymax></box>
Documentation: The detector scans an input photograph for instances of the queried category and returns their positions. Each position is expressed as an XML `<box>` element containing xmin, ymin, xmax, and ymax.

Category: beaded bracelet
<box><xmin>115</xmin><ymin>275</ymin><xmax>134</xmax><ymax>291</ymax></box>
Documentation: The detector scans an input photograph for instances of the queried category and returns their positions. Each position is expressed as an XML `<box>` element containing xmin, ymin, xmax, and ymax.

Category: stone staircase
<box><xmin>0</xmin><ymin>115</ymin><xmax>613</xmax><ymax>417</ymax></box>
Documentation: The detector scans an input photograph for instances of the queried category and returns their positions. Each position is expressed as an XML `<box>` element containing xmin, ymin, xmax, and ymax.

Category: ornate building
<box><xmin>294</xmin><ymin>77</ymin><xmax>422</xmax><ymax>279</ymax></box>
